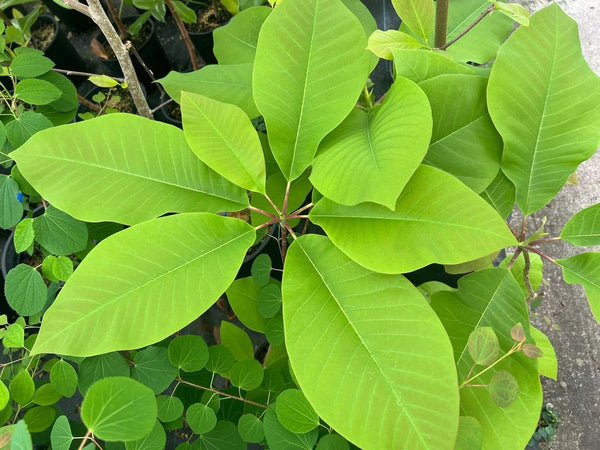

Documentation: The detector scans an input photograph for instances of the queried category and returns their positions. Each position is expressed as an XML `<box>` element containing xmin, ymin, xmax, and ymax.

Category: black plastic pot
<box><xmin>188</xmin><ymin>29</ymin><xmax>217</xmax><ymax>65</ymax></box>
<box><xmin>75</xmin><ymin>83</ymin><xmax>148</xmax><ymax>121</ymax></box>
<box><xmin>31</xmin><ymin>15</ymin><xmax>88</xmax><ymax>78</ymax></box>
<box><xmin>154</xmin><ymin>98</ymin><xmax>182</xmax><ymax>128</ymax></box>
<box><xmin>42</xmin><ymin>0</ymin><xmax>96</xmax><ymax>32</ymax></box>
<box><xmin>94</xmin><ymin>17</ymin><xmax>170</xmax><ymax>86</ymax></box>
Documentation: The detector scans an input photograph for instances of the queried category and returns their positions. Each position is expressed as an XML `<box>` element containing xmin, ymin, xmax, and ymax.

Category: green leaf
<box><xmin>32</xmin><ymin>213</ymin><xmax>255</xmax><ymax>356</ymax></box>
<box><xmin>52</xmin><ymin>256</ymin><xmax>74</xmax><ymax>282</ymax></box>
<box><xmin>251</xmin><ymin>254</ymin><xmax>271</xmax><ymax>287</ymax></box>
<box><xmin>0</xmin><ymin>175</ymin><xmax>22</xmax><ymax>229</ymax></box>
<box><xmin>193</xmin><ymin>421</ymin><xmax>245</xmax><ymax>449</ymax></box>
<box><xmin>42</xmin><ymin>256</ymin><xmax>60</xmax><ymax>283</ymax></box>
<box><xmin>23</xmin><ymin>406</ymin><xmax>56</xmax><ymax>433</ymax></box>
<box><xmin>78</xmin><ymin>352</ymin><xmax>130</xmax><ymax>396</ymax></box>
<box><xmin>238</xmin><ymin>414</ymin><xmax>264</xmax><ymax>443</ymax></box>
<box><xmin>253</xmin><ymin>0</ymin><xmax>370</xmax><ymax>180</ymax></box>
<box><xmin>14</xmin><ymin>218</ymin><xmax>34</xmax><ymax>253</ymax></box>
<box><xmin>0</xmin><ymin>382</ymin><xmax>9</xmax><ymax>410</ymax></box>
<box><xmin>488</xmin><ymin>4</ymin><xmax>600</xmax><ymax>214</ymax></box>
<box><xmin>133</xmin><ymin>346</ymin><xmax>178</xmax><ymax>393</ymax></box>
<box><xmin>391</xmin><ymin>0</ymin><xmax>434</xmax><ymax>45</ymax></box>
<box><xmin>220</xmin><ymin>322</ymin><xmax>254</xmax><ymax>362</ymax></box>
<box><xmin>226</xmin><ymin>277</ymin><xmax>268</xmax><ymax>332</ymax></box>
<box><xmin>367</xmin><ymin>30</ymin><xmax>422</xmax><ymax>59</ymax></box>
<box><xmin>488</xmin><ymin>371</ymin><xmax>520</xmax><ymax>408</ymax></box>
<box><xmin>282</xmin><ymin>235</ymin><xmax>459</xmax><ymax>448</ymax></box>
<box><xmin>12</xmin><ymin>114</ymin><xmax>248</xmax><ymax>226</ymax></box>
<box><xmin>494</xmin><ymin>1</ymin><xmax>530</xmax><ymax>26</ymax></box>
<box><xmin>181</xmin><ymin>92</ymin><xmax>266</xmax><ymax>193</ymax></box>
<box><xmin>158</xmin><ymin>64</ymin><xmax>259</xmax><ymax>119</ymax></box>
<box><xmin>88</xmin><ymin>75</ymin><xmax>120</xmax><ymax>88</ymax></box>
<box><xmin>444</xmin><ymin>0</ymin><xmax>513</xmax><ymax>64</ymax></box>
<box><xmin>9</xmin><ymin>52</ymin><xmax>53</xmax><ymax>78</ymax></box>
<box><xmin>157</xmin><ymin>395</ymin><xmax>184</xmax><ymax>423</ymax></box>
<box><xmin>529</xmin><ymin>327</ymin><xmax>557</xmax><ymax>380</ymax></box>
<box><xmin>392</xmin><ymin>49</ymin><xmax>474</xmax><ymax>84</ymax></box>
<box><xmin>275</xmin><ymin>389</ymin><xmax>318</xmax><ymax>433</ymax></box>
<box><xmin>430</xmin><ymin>268</ymin><xmax>542</xmax><ymax>449</ymax></box>
<box><xmin>5</xmin><ymin>111</ymin><xmax>53</xmax><ymax>149</ymax></box>
<box><xmin>81</xmin><ymin>377</ymin><xmax>157</xmax><ymax>441</ymax></box>
<box><xmin>455</xmin><ymin>416</ymin><xmax>483</xmax><ymax>450</ymax></box>
<box><xmin>561</xmin><ymin>203</ymin><xmax>600</xmax><ymax>246</ymax></box>
<box><xmin>9</xmin><ymin>370</ymin><xmax>35</xmax><ymax>405</ymax></box>
<box><xmin>187</xmin><ymin>403</ymin><xmax>217</xmax><ymax>435</ymax></box>
<box><xmin>172</xmin><ymin>1</ymin><xmax>195</xmax><ymax>22</ymax></box>
<box><xmin>419</xmin><ymin>74</ymin><xmax>501</xmax><ymax>193</ymax></box>
<box><xmin>467</xmin><ymin>327</ymin><xmax>500</xmax><ymax>365</ymax></box>
<box><xmin>311</xmin><ymin>165</ymin><xmax>517</xmax><ymax>273</ymax></box>
<box><xmin>213</xmin><ymin>6</ymin><xmax>271</xmax><ymax>64</ymax></box>
<box><xmin>265</xmin><ymin>314</ymin><xmax>284</xmax><ymax>346</ymax></box>
<box><xmin>3</xmin><ymin>323</ymin><xmax>24</xmax><ymax>348</ymax></box>
<box><xmin>257</xmin><ymin>284</ymin><xmax>281</xmax><ymax>318</ymax></box>
<box><xmin>9</xmin><ymin>420</ymin><xmax>32</xmax><ymax>450</ymax></box>
<box><xmin>316</xmin><ymin>434</ymin><xmax>349</xmax><ymax>450</ymax></box>
<box><xmin>168</xmin><ymin>335</ymin><xmax>209</xmax><ymax>372</ymax></box>
<box><xmin>50</xmin><ymin>360</ymin><xmax>78</xmax><ymax>398</ymax></box>
<box><xmin>50</xmin><ymin>416</ymin><xmax>73</xmax><ymax>450</ymax></box>
<box><xmin>558</xmin><ymin>253</ymin><xmax>600</xmax><ymax>323</ymax></box>
<box><xmin>33</xmin><ymin>206</ymin><xmax>88</xmax><ymax>255</ymax></box>
<box><xmin>4</xmin><ymin>264</ymin><xmax>47</xmax><ymax>316</ymax></box>
<box><xmin>263</xmin><ymin>406</ymin><xmax>318</xmax><ymax>450</ymax></box>
<box><xmin>125</xmin><ymin>420</ymin><xmax>166</xmax><ymax>450</ymax></box>
<box><xmin>480</xmin><ymin>171</ymin><xmax>515</xmax><ymax>219</ymax></box>
<box><xmin>14</xmin><ymin>79</ymin><xmax>62</xmax><ymax>105</ymax></box>
<box><xmin>205</xmin><ymin>345</ymin><xmax>237</xmax><ymax>375</ymax></box>
<box><xmin>228</xmin><ymin>360</ymin><xmax>264</xmax><ymax>390</ymax></box>
<box><xmin>311</xmin><ymin>77</ymin><xmax>431</xmax><ymax>209</ymax></box>
<box><xmin>31</xmin><ymin>384</ymin><xmax>61</xmax><ymax>406</ymax></box>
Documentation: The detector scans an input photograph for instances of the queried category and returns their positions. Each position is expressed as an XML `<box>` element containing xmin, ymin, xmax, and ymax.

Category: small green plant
<box><xmin>2</xmin><ymin>0</ymin><xmax>599</xmax><ymax>447</ymax></box>
<box><xmin>527</xmin><ymin>403</ymin><xmax>561</xmax><ymax>448</ymax></box>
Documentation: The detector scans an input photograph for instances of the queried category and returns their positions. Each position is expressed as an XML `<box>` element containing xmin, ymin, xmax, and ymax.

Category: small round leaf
<box><xmin>275</xmin><ymin>389</ymin><xmax>319</xmax><ymax>433</ymax></box>
<box><xmin>257</xmin><ymin>284</ymin><xmax>281</xmax><ymax>318</ymax></box>
<box><xmin>133</xmin><ymin>346</ymin><xmax>177</xmax><ymax>394</ymax></box>
<box><xmin>50</xmin><ymin>360</ymin><xmax>78</xmax><ymax>398</ymax></box>
<box><xmin>3</xmin><ymin>323</ymin><xmax>24</xmax><ymax>349</ymax></box>
<box><xmin>205</xmin><ymin>345</ymin><xmax>236</xmax><ymax>375</ymax></box>
<box><xmin>467</xmin><ymin>326</ymin><xmax>500</xmax><ymax>366</ymax></box>
<box><xmin>229</xmin><ymin>360</ymin><xmax>264</xmax><ymax>391</ymax></box>
<box><xmin>23</xmin><ymin>406</ymin><xmax>56</xmax><ymax>433</ymax></box>
<box><xmin>4</xmin><ymin>264</ymin><xmax>47</xmax><ymax>316</ymax></box>
<box><xmin>488</xmin><ymin>371</ymin><xmax>520</xmax><ymax>408</ymax></box>
<box><xmin>31</xmin><ymin>383</ymin><xmax>61</xmax><ymax>406</ymax></box>
<box><xmin>265</xmin><ymin>315</ymin><xmax>284</xmax><ymax>345</ymax></box>
<box><xmin>510</xmin><ymin>323</ymin><xmax>526</xmax><ymax>343</ymax></box>
<box><xmin>81</xmin><ymin>377</ymin><xmax>157</xmax><ymax>441</ymax></box>
<box><xmin>14</xmin><ymin>219</ymin><xmax>34</xmax><ymax>254</ymax></box>
<box><xmin>522</xmin><ymin>344</ymin><xmax>544</xmax><ymax>359</ymax></box>
<box><xmin>168</xmin><ymin>335</ymin><xmax>209</xmax><ymax>372</ymax></box>
<box><xmin>251</xmin><ymin>254</ymin><xmax>272</xmax><ymax>286</ymax></box>
<box><xmin>9</xmin><ymin>370</ymin><xmax>35</xmax><ymax>405</ymax></box>
<box><xmin>187</xmin><ymin>403</ymin><xmax>217</xmax><ymax>435</ymax></box>
<box><xmin>157</xmin><ymin>395</ymin><xmax>184</xmax><ymax>423</ymax></box>
<box><xmin>317</xmin><ymin>434</ymin><xmax>350</xmax><ymax>450</ymax></box>
<box><xmin>238</xmin><ymin>414</ymin><xmax>264</xmax><ymax>443</ymax></box>
<box><xmin>50</xmin><ymin>415</ymin><xmax>73</xmax><ymax>450</ymax></box>
<box><xmin>193</xmin><ymin>421</ymin><xmax>245</xmax><ymax>449</ymax></box>
<box><xmin>125</xmin><ymin>420</ymin><xmax>166</xmax><ymax>450</ymax></box>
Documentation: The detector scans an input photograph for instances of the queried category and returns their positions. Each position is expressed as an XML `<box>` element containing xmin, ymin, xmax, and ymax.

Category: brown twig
<box><xmin>526</xmin><ymin>246</ymin><xmax>560</xmax><ymax>266</ymax></box>
<box><xmin>440</xmin><ymin>4</ymin><xmax>495</xmax><ymax>50</ymax></box>
<box><xmin>58</xmin><ymin>0</ymin><xmax>91</xmax><ymax>17</ymax></box>
<box><xmin>506</xmin><ymin>247</ymin><xmax>523</xmax><ymax>271</ymax></box>
<box><xmin>177</xmin><ymin>378</ymin><xmax>268</xmax><ymax>408</ymax></box>
<box><xmin>102</xmin><ymin>0</ymin><xmax>128</xmax><ymax>39</ymax></box>
<box><xmin>435</xmin><ymin>0</ymin><xmax>449</xmax><ymax>48</ymax></box>
<box><xmin>522</xmin><ymin>249</ymin><xmax>537</xmax><ymax>301</ymax></box>
<box><xmin>165</xmin><ymin>0</ymin><xmax>200</xmax><ymax>70</ymax></box>
<box><xmin>77</xmin><ymin>93</ymin><xmax>102</xmax><ymax>113</ymax></box>
<box><xmin>53</xmin><ymin>68</ymin><xmax>125</xmax><ymax>83</ymax></box>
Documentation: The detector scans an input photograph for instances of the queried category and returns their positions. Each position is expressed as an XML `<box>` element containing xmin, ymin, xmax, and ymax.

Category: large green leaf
<box><xmin>558</xmin><ymin>253</ymin><xmax>600</xmax><ymax>323</ymax></box>
<box><xmin>226</xmin><ymin>277</ymin><xmax>268</xmax><ymax>332</ymax></box>
<box><xmin>31</xmin><ymin>213</ymin><xmax>255</xmax><ymax>356</ymax></box>
<box><xmin>253</xmin><ymin>0</ymin><xmax>370</xmax><ymax>180</ymax></box>
<box><xmin>12</xmin><ymin>114</ymin><xmax>248</xmax><ymax>225</ymax></box>
<box><xmin>310</xmin><ymin>165</ymin><xmax>516</xmax><ymax>273</ymax></box>
<box><xmin>480</xmin><ymin>171</ymin><xmax>516</xmax><ymax>219</ymax></box>
<box><xmin>282</xmin><ymin>235</ymin><xmax>459</xmax><ymax>448</ymax></box>
<box><xmin>181</xmin><ymin>92</ymin><xmax>266</xmax><ymax>193</ymax></box>
<box><xmin>488</xmin><ymin>4</ymin><xmax>600</xmax><ymax>215</ymax></box>
<box><xmin>560</xmin><ymin>203</ymin><xmax>600</xmax><ymax>246</ymax></box>
<box><xmin>311</xmin><ymin>77</ymin><xmax>431</xmax><ymax>209</ymax></box>
<box><xmin>392</xmin><ymin>49</ymin><xmax>474</xmax><ymax>84</ymax></box>
<box><xmin>445</xmin><ymin>0</ymin><xmax>513</xmax><ymax>64</ymax></box>
<box><xmin>213</xmin><ymin>6</ymin><xmax>271</xmax><ymax>64</ymax></box>
<box><xmin>158</xmin><ymin>64</ymin><xmax>259</xmax><ymax>119</ymax></box>
<box><xmin>419</xmin><ymin>74</ymin><xmax>501</xmax><ymax>193</ymax></box>
<box><xmin>391</xmin><ymin>0</ymin><xmax>434</xmax><ymax>45</ymax></box>
<box><xmin>430</xmin><ymin>268</ymin><xmax>542</xmax><ymax>449</ymax></box>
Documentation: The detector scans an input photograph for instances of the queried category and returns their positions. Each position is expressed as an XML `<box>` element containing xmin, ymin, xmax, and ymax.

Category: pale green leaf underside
<box><xmin>157</xmin><ymin>64</ymin><xmax>259</xmax><ymax>119</ymax></box>
<box><xmin>529</xmin><ymin>327</ymin><xmax>557</xmax><ymax>380</ymax></box>
<box><xmin>480</xmin><ymin>171</ymin><xmax>516</xmax><ymax>219</ymax></box>
<box><xmin>367</xmin><ymin>30</ymin><xmax>422</xmax><ymax>60</ymax></box>
<box><xmin>391</xmin><ymin>0</ymin><xmax>434</xmax><ymax>45</ymax></box>
<box><xmin>283</xmin><ymin>235</ymin><xmax>458</xmax><ymax>449</ymax></box>
<box><xmin>419</xmin><ymin>74</ymin><xmax>502</xmax><ymax>193</ymax></box>
<box><xmin>560</xmin><ymin>203</ymin><xmax>600</xmax><ymax>246</ymax></box>
<box><xmin>32</xmin><ymin>213</ymin><xmax>255</xmax><ymax>356</ymax></box>
<box><xmin>558</xmin><ymin>253</ymin><xmax>600</xmax><ymax>323</ymax></box>
<box><xmin>11</xmin><ymin>114</ymin><xmax>248</xmax><ymax>225</ymax></box>
<box><xmin>253</xmin><ymin>0</ymin><xmax>370</xmax><ymax>180</ymax></box>
<box><xmin>310</xmin><ymin>165</ymin><xmax>517</xmax><ymax>273</ymax></box>
<box><xmin>488</xmin><ymin>4</ymin><xmax>600</xmax><ymax>215</ymax></box>
<box><xmin>392</xmin><ymin>49</ymin><xmax>474</xmax><ymax>84</ymax></box>
<box><xmin>311</xmin><ymin>77</ymin><xmax>432</xmax><ymax>209</ymax></box>
<box><xmin>181</xmin><ymin>92</ymin><xmax>266</xmax><ymax>193</ymax></box>
<box><xmin>431</xmin><ymin>268</ymin><xmax>542</xmax><ymax>449</ymax></box>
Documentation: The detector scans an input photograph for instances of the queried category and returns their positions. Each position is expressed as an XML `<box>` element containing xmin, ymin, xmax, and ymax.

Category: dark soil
<box><xmin>93</xmin><ymin>21</ymin><xmax>154</xmax><ymax>60</ymax></box>
<box><xmin>30</xmin><ymin>21</ymin><xmax>56</xmax><ymax>51</ymax></box>
<box><xmin>164</xmin><ymin>101</ymin><xmax>181</xmax><ymax>122</ymax></box>
<box><xmin>185</xmin><ymin>3</ymin><xmax>232</xmax><ymax>33</ymax></box>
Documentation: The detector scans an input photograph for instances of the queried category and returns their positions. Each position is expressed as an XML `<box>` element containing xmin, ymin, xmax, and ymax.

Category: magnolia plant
<box><xmin>4</xmin><ymin>0</ymin><xmax>600</xmax><ymax>448</ymax></box>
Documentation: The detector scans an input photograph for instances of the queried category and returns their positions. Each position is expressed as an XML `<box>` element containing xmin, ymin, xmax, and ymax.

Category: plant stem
<box><xmin>78</xmin><ymin>431</ymin><xmax>92</xmax><ymax>450</ymax></box>
<box><xmin>528</xmin><ymin>236</ymin><xmax>562</xmax><ymax>246</ymax></box>
<box><xmin>460</xmin><ymin>346</ymin><xmax>519</xmax><ymax>388</ymax></box>
<box><xmin>86</xmin><ymin>0</ymin><xmax>153</xmax><ymax>118</ymax></box>
<box><xmin>440</xmin><ymin>4</ymin><xmax>495</xmax><ymax>50</ymax></box>
<box><xmin>282</xmin><ymin>181</ymin><xmax>291</xmax><ymax>215</ymax></box>
<box><xmin>77</xmin><ymin>94</ymin><xmax>102</xmax><ymax>113</ymax></box>
<box><xmin>58</xmin><ymin>0</ymin><xmax>91</xmax><ymax>17</ymax></box>
<box><xmin>505</xmin><ymin>247</ymin><xmax>522</xmax><ymax>270</ymax></box>
<box><xmin>263</xmin><ymin>193</ymin><xmax>282</xmax><ymax>216</ymax></box>
<box><xmin>291</xmin><ymin>202</ymin><xmax>314</xmax><ymax>216</ymax></box>
<box><xmin>526</xmin><ymin>246</ymin><xmax>560</xmax><ymax>266</ymax></box>
<box><xmin>177</xmin><ymin>378</ymin><xmax>268</xmax><ymax>408</ymax></box>
<box><xmin>150</xmin><ymin>98</ymin><xmax>174</xmax><ymax>114</ymax></box>
<box><xmin>53</xmin><ymin>68</ymin><xmax>125</xmax><ymax>83</ymax></box>
<box><xmin>280</xmin><ymin>224</ymin><xmax>288</xmax><ymax>260</ymax></box>
<box><xmin>254</xmin><ymin>218</ymin><xmax>278</xmax><ymax>232</ymax></box>
<box><xmin>165</xmin><ymin>0</ymin><xmax>200</xmax><ymax>70</ymax></box>
<box><xmin>522</xmin><ymin>249</ymin><xmax>537</xmax><ymax>301</ymax></box>
<box><xmin>102</xmin><ymin>0</ymin><xmax>128</xmax><ymax>39</ymax></box>
<box><xmin>435</xmin><ymin>0</ymin><xmax>449</xmax><ymax>48</ymax></box>
<box><xmin>248</xmin><ymin>205</ymin><xmax>277</xmax><ymax>219</ymax></box>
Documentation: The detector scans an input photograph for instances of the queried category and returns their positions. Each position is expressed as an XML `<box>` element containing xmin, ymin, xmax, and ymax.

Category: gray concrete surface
<box><xmin>516</xmin><ymin>1</ymin><xmax>600</xmax><ymax>448</ymax></box>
